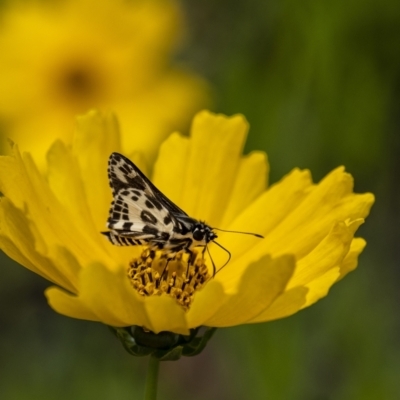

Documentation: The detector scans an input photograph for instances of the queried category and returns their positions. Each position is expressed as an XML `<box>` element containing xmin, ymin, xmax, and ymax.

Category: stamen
<box><xmin>127</xmin><ymin>248</ymin><xmax>211</xmax><ymax>311</ymax></box>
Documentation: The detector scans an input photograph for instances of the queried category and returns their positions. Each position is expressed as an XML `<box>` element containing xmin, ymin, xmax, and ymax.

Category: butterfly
<box><xmin>102</xmin><ymin>152</ymin><xmax>263</xmax><ymax>274</ymax></box>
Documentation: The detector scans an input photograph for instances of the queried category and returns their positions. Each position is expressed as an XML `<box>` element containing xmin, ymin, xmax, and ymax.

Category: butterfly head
<box><xmin>191</xmin><ymin>222</ymin><xmax>217</xmax><ymax>245</ymax></box>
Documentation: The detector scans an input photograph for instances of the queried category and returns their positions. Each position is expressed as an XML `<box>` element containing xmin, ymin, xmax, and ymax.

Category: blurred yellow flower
<box><xmin>0</xmin><ymin>0</ymin><xmax>209</xmax><ymax>167</ymax></box>
<box><xmin>0</xmin><ymin>110</ymin><xmax>374</xmax><ymax>335</ymax></box>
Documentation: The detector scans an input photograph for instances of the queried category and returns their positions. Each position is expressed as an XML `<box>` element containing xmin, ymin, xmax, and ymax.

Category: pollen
<box><xmin>127</xmin><ymin>249</ymin><xmax>211</xmax><ymax>311</ymax></box>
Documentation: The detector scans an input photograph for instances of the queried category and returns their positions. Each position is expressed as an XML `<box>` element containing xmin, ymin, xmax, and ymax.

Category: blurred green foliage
<box><xmin>1</xmin><ymin>0</ymin><xmax>400</xmax><ymax>399</ymax></box>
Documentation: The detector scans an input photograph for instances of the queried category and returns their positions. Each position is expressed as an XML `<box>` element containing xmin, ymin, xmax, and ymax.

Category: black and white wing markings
<box><xmin>105</xmin><ymin>153</ymin><xmax>180</xmax><ymax>244</ymax></box>
<box><xmin>108</xmin><ymin>152</ymin><xmax>187</xmax><ymax>215</ymax></box>
<box><xmin>104</xmin><ymin>152</ymin><xmax>202</xmax><ymax>252</ymax></box>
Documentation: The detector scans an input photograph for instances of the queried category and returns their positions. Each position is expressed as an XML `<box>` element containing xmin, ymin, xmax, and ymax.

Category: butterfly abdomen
<box><xmin>102</xmin><ymin>231</ymin><xmax>145</xmax><ymax>246</ymax></box>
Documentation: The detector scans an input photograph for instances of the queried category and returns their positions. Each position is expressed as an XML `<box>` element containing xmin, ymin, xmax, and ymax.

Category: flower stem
<box><xmin>144</xmin><ymin>355</ymin><xmax>160</xmax><ymax>400</ymax></box>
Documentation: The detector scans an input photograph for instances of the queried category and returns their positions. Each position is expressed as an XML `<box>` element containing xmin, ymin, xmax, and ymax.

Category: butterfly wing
<box><xmin>104</xmin><ymin>152</ymin><xmax>189</xmax><ymax>245</ymax></box>
<box><xmin>110</xmin><ymin>152</ymin><xmax>187</xmax><ymax>214</ymax></box>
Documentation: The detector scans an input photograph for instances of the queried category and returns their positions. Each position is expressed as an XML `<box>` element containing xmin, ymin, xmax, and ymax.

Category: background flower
<box><xmin>0</xmin><ymin>0</ymin><xmax>209</xmax><ymax>167</ymax></box>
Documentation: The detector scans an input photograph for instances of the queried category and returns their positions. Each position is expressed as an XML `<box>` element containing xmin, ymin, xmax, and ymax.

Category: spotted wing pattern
<box><xmin>103</xmin><ymin>152</ymin><xmax>193</xmax><ymax>248</ymax></box>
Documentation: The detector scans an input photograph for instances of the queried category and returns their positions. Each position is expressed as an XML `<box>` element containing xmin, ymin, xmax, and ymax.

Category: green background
<box><xmin>1</xmin><ymin>0</ymin><xmax>400</xmax><ymax>399</ymax></box>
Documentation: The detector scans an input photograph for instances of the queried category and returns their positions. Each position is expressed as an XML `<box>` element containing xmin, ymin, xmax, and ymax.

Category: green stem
<box><xmin>144</xmin><ymin>356</ymin><xmax>160</xmax><ymax>400</ymax></box>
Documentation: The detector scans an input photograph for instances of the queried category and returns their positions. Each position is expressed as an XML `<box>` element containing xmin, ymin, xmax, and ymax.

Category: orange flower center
<box><xmin>128</xmin><ymin>249</ymin><xmax>210</xmax><ymax>311</ymax></box>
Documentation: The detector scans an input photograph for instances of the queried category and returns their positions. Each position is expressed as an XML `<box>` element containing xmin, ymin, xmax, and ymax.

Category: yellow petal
<box><xmin>249</xmin><ymin>286</ymin><xmax>308</xmax><ymax>323</ymax></box>
<box><xmin>0</xmin><ymin>143</ymin><xmax>115</xmax><ymax>270</ymax></box>
<box><xmin>287</xmin><ymin>219</ymin><xmax>364</xmax><ymax>289</ymax></box>
<box><xmin>180</xmin><ymin>111</ymin><xmax>249</xmax><ymax>226</ymax></box>
<box><xmin>46</xmin><ymin>261</ymin><xmax>189</xmax><ymax>334</ymax></box>
<box><xmin>302</xmin><ymin>268</ymin><xmax>341</xmax><ymax>308</ymax></box>
<box><xmin>143</xmin><ymin>296</ymin><xmax>189</xmax><ymax>335</ymax></box>
<box><xmin>72</xmin><ymin>110</ymin><xmax>121</xmax><ymax>232</ymax></box>
<box><xmin>259</xmin><ymin>168</ymin><xmax>374</xmax><ymax>258</ymax></box>
<box><xmin>253</xmin><ymin>234</ymin><xmax>366</xmax><ymax>322</ymax></box>
<box><xmin>152</xmin><ymin>132</ymin><xmax>190</xmax><ymax>206</ymax></box>
<box><xmin>154</xmin><ymin>131</ymin><xmax>267</xmax><ymax>230</ymax></box>
<box><xmin>182</xmin><ymin>111</ymin><xmax>248</xmax><ymax>224</ymax></box>
<box><xmin>222</xmin><ymin>168</ymin><xmax>374</xmax><ymax>279</ymax></box>
<box><xmin>46</xmin><ymin>136</ymin><xmax>134</xmax><ymax>267</ymax></box>
<box><xmin>187</xmin><ymin>280</ymin><xmax>226</xmax><ymax>328</ymax></box>
<box><xmin>45</xmin><ymin>286</ymin><xmax>99</xmax><ymax>322</ymax></box>
<box><xmin>214</xmin><ymin>168</ymin><xmax>312</xmax><ymax>286</ymax></box>
<box><xmin>0</xmin><ymin>199</ymin><xmax>78</xmax><ymax>292</ymax></box>
<box><xmin>337</xmin><ymin>238</ymin><xmax>366</xmax><ymax>280</ymax></box>
<box><xmin>46</xmin><ymin>140</ymin><xmax>100</xmax><ymax>244</ymax></box>
<box><xmin>226</xmin><ymin>168</ymin><xmax>312</xmax><ymax>239</ymax></box>
<box><xmin>204</xmin><ymin>254</ymin><xmax>295</xmax><ymax>327</ymax></box>
<box><xmin>220</xmin><ymin>151</ymin><xmax>268</xmax><ymax>227</ymax></box>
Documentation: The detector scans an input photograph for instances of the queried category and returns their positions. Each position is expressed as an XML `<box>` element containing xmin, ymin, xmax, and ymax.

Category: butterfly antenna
<box><xmin>213</xmin><ymin>227</ymin><xmax>264</xmax><ymax>238</ymax></box>
<box><xmin>212</xmin><ymin>240</ymin><xmax>232</xmax><ymax>275</ymax></box>
<box><xmin>206</xmin><ymin>245</ymin><xmax>217</xmax><ymax>277</ymax></box>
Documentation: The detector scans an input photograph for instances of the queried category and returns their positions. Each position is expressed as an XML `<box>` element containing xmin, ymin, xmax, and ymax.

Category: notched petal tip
<box><xmin>74</xmin><ymin>109</ymin><xmax>121</xmax><ymax>142</ymax></box>
<box><xmin>192</xmin><ymin>110</ymin><xmax>249</xmax><ymax>138</ymax></box>
<box><xmin>337</xmin><ymin>237</ymin><xmax>367</xmax><ymax>280</ymax></box>
<box><xmin>75</xmin><ymin>109</ymin><xmax>117</xmax><ymax>125</ymax></box>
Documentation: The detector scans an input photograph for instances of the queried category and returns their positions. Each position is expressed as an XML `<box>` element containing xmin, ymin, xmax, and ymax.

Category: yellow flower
<box><xmin>0</xmin><ymin>0</ymin><xmax>209</xmax><ymax>167</ymax></box>
<box><xmin>0</xmin><ymin>110</ymin><xmax>374</xmax><ymax>335</ymax></box>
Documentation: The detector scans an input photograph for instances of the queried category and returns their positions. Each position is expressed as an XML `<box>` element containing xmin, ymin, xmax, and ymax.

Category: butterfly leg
<box><xmin>182</xmin><ymin>249</ymin><xmax>192</xmax><ymax>280</ymax></box>
<box><xmin>188</xmin><ymin>249</ymin><xmax>197</xmax><ymax>265</ymax></box>
<box><xmin>160</xmin><ymin>251</ymin><xmax>179</xmax><ymax>279</ymax></box>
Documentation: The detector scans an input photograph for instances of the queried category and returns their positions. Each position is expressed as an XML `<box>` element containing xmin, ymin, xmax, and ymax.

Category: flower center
<box><xmin>64</xmin><ymin>68</ymin><xmax>96</xmax><ymax>98</ymax></box>
<box><xmin>51</xmin><ymin>56</ymin><xmax>107</xmax><ymax>111</ymax></box>
<box><xmin>128</xmin><ymin>249</ymin><xmax>210</xmax><ymax>311</ymax></box>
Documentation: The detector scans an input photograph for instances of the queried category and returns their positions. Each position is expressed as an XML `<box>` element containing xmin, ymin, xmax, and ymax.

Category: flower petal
<box><xmin>152</xmin><ymin>132</ymin><xmax>190</xmax><ymax>206</ymax></box>
<box><xmin>337</xmin><ymin>237</ymin><xmax>366</xmax><ymax>280</ymax></box>
<box><xmin>187</xmin><ymin>280</ymin><xmax>225</xmax><ymax>329</ymax></box>
<box><xmin>45</xmin><ymin>286</ymin><xmax>99</xmax><ymax>322</ymax></box>
<box><xmin>302</xmin><ymin>268</ymin><xmax>341</xmax><ymax>308</ymax></box>
<box><xmin>252</xmin><ymin>233</ymin><xmax>365</xmax><ymax>322</ymax></box>
<box><xmin>259</xmin><ymin>168</ymin><xmax>374</xmax><ymax>258</ymax></box>
<box><xmin>182</xmin><ymin>111</ymin><xmax>249</xmax><ymax>226</ymax></box>
<box><xmin>46</xmin><ymin>140</ymin><xmax>100</xmax><ymax>244</ymax></box>
<box><xmin>45</xmin><ymin>261</ymin><xmax>189</xmax><ymax>334</ymax></box>
<box><xmin>46</xmin><ymin>262</ymin><xmax>149</xmax><ymax>327</ymax></box>
<box><xmin>250</xmin><ymin>287</ymin><xmax>308</xmax><ymax>323</ymax></box>
<box><xmin>219</xmin><ymin>167</ymin><xmax>374</xmax><ymax>282</ymax></box>
<box><xmin>46</xmin><ymin>135</ymin><xmax>136</xmax><ymax>267</ymax></box>
<box><xmin>0</xmin><ymin>199</ymin><xmax>79</xmax><ymax>292</ymax></box>
<box><xmin>203</xmin><ymin>254</ymin><xmax>295</xmax><ymax>327</ymax></box>
<box><xmin>220</xmin><ymin>151</ymin><xmax>268</xmax><ymax>227</ymax></box>
<box><xmin>287</xmin><ymin>219</ymin><xmax>364</xmax><ymax>289</ymax></box>
<box><xmin>72</xmin><ymin>110</ymin><xmax>122</xmax><ymax>232</ymax></box>
<box><xmin>0</xmin><ymin>143</ymin><xmax>116</xmax><ymax>270</ymax></box>
<box><xmin>156</xmin><ymin>111</ymin><xmax>249</xmax><ymax>227</ymax></box>
<box><xmin>214</xmin><ymin>168</ymin><xmax>312</xmax><ymax>287</ymax></box>
<box><xmin>143</xmin><ymin>296</ymin><xmax>189</xmax><ymax>335</ymax></box>
<box><xmin>226</xmin><ymin>167</ymin><xmax>312</xmax><ymax>240</ymax></box>
<box><xmin>154</xmin><ymin>130</ymin><xmax>267</xmax><ymax>230</ymax></box>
